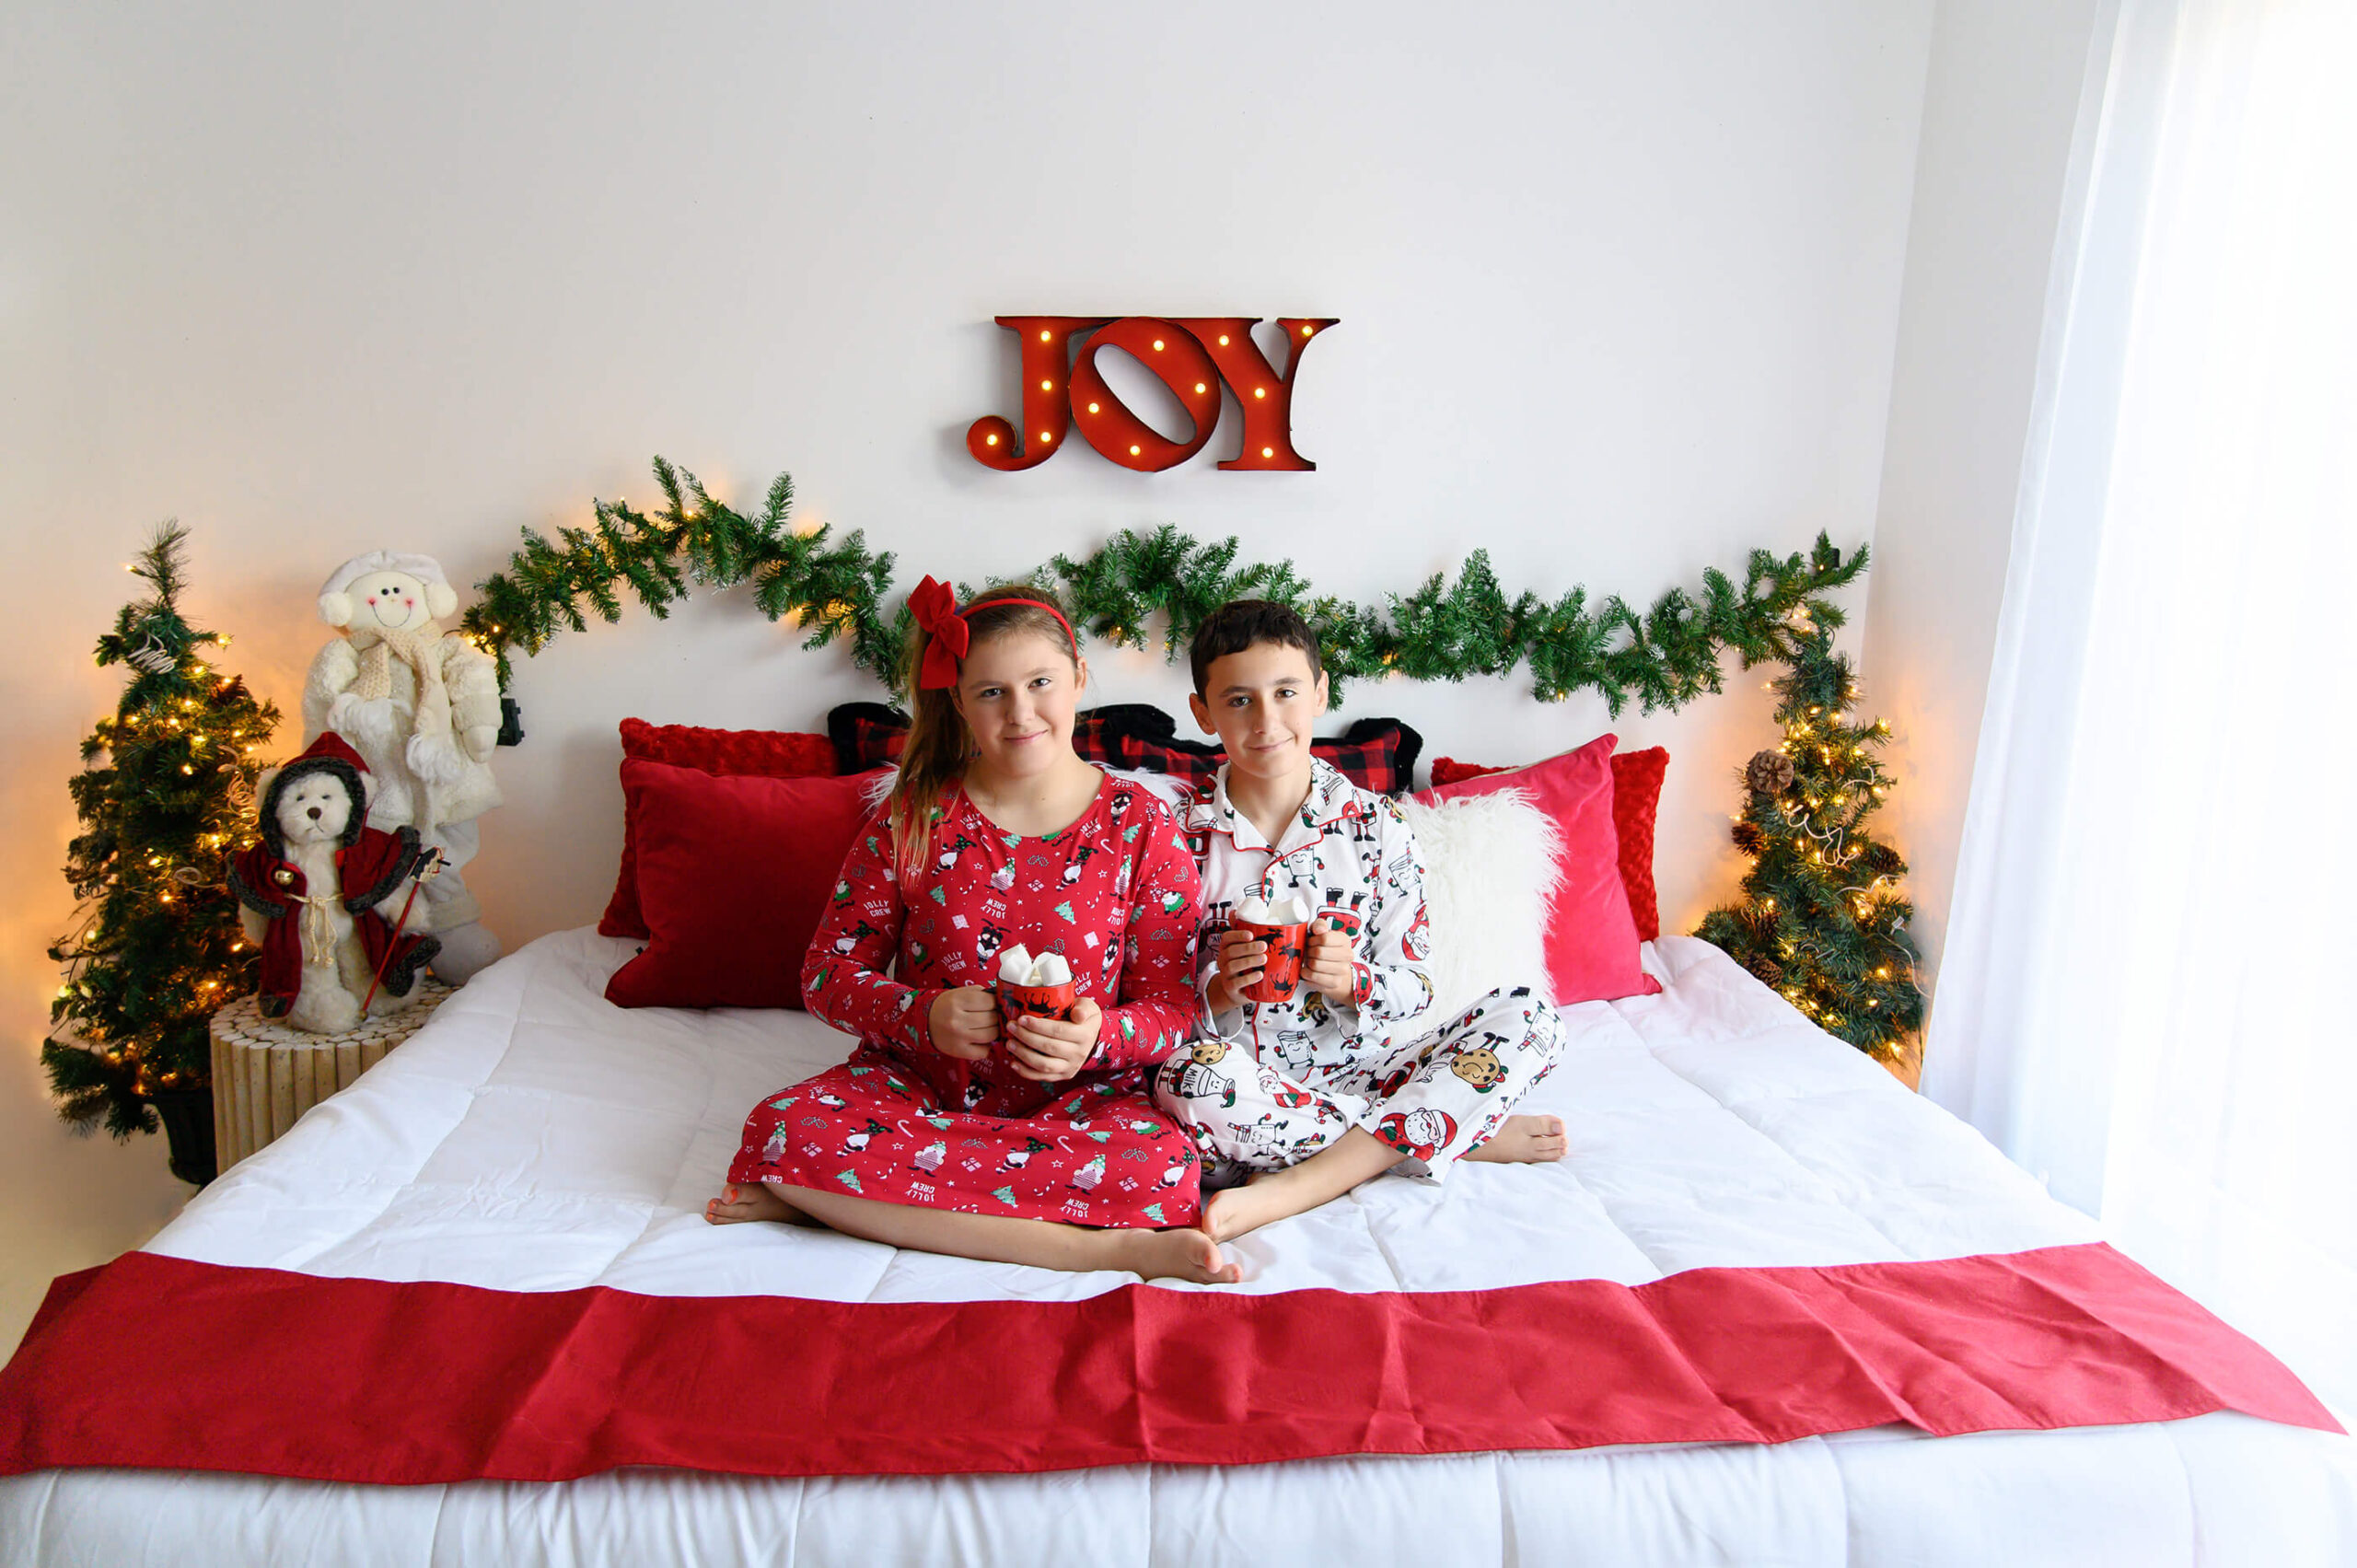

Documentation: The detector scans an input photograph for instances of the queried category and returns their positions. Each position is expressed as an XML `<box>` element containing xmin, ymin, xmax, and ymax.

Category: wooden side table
<box><xmin>209</xmin><ymin>981</ymin><xmax>453</xmax><ymax>1171</ymax></box>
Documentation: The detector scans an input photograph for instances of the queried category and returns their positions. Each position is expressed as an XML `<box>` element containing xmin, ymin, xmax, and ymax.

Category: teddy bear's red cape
<box><xmin>229</xmin><ymin>826</ymin><xmax>435</xmax><ymax>1015</ymax></box>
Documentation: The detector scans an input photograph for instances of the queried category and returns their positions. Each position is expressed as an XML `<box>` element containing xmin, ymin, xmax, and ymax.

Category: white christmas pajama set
<box><xmin>1155</xmin><ymin>758</ymin><xmax>1565</xmax><ymax>1181</ymax></box>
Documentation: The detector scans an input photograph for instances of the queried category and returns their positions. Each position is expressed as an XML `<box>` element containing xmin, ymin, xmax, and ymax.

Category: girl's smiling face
<box><xmin>953</xmin><ymin>629</ymin><xmax>1087</xmax><ymax>781</ymax></box>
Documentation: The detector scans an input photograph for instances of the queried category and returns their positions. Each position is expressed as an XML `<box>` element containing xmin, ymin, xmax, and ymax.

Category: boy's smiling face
<box><xmin>1190</xmin><ymin>641</ymin><xmax>1329</xmax><ymax>784</ymax></box>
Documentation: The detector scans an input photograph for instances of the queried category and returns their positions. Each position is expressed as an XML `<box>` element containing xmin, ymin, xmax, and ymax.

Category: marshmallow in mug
<box><xmin>1235</xmin><ymin>893</ymin><xmax>1312</xmax><ymax>927</ymax></box>
<box><xmin>995</xmin><ymin>945</ymin><xmax>1073</xmax><ymax>988</ymax></box>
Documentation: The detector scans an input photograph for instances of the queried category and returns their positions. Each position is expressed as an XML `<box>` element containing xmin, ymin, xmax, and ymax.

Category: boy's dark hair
<box><xmin>1189</xmin><ymin>599</ymin><xmax>1324</xmax><ymax>695</ymax></box>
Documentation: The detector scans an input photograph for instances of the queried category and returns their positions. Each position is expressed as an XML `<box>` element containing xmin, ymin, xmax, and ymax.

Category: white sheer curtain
<box><xmin>1925</xmin><ymin>0</ymin><xmax>2356</xmax><ymax>1414</ymax></box>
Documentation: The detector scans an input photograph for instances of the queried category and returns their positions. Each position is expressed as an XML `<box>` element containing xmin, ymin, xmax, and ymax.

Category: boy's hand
<box><xmin>1006</xmin><ymin>997</ymin><xmax>1101</xmax><ymax>1082</ymax></box>
<box><xmin>929</xmin><ymin>987</ymin><xmax>1000</xmax><ymax>1060</ymax></box>
<box><xmin>1209</xmin><ymin>927</ymin><xmax>1268</xmax><ymax>1012</ymax></box>
<box><xmin>1302</xmin><ymin>923</ymin><xmax>1355</xmax><ymax>998</ymax></box>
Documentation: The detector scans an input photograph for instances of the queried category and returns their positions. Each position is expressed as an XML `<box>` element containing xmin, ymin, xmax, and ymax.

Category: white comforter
<box><xmin>4</xmin><ymin>930</ymin><xmax>2351</xmax><ymax>1566</ymax></box>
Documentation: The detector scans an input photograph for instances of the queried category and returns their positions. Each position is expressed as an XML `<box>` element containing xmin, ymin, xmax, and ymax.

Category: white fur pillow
<box><xmin>1399</xmin><ymin>788</ymin><xmax>1562</xmax><ymax>1019</ymax></box>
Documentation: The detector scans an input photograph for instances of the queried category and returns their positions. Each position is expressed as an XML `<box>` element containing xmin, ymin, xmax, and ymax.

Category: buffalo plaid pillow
<box><xmin>827</xmin><ymin>703</ymin><xmax>1134</xmax><ymax>774</ymax></box>
<box><xmin>829</xmin><ymin>703</ymin><xmax>1422</xmax><ymax>796</ymax></box>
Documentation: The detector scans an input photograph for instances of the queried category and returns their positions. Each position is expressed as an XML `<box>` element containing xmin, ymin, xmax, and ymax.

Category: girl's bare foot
<box><xmin>1464</xmin><ymin>1115</ymin><xmax>1568</xmax><ymax>1164</ymax></box>
<box><xmin>703</xmin><ymin>1181</ymin><xmax>816</xmax><ymax>1225</ymax></box>
<box><xmin>1111</xmin><ymin>1225</ymin><xmax>1241</xmax><ymax>1284</ymax></box>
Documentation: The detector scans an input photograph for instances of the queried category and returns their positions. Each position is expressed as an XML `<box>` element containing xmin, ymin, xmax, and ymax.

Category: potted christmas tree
<box><xmin>43</xmin><ymin>523</ymin><xmax>279</xmax><ymax>1183</ymax></box>
<box><xmin>1695</xmin><ymin>620</ymin><xmax>1926</xmax><ymax>1077</ymax></box>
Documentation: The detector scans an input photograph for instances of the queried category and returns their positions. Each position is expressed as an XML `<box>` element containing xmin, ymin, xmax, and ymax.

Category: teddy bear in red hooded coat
<box><xmin>228</xmin><ymin>734</ymin><xmax>442</xmax><ymax>1032</ymax></box>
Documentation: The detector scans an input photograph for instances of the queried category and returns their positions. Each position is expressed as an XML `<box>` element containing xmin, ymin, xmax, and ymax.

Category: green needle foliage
<box><xmin>1693</xmin><ymin>620</ymin><xmax>1925</xmax><ymax>1059</ymax></box>
<box><xmin>45</xmin><ymin>524</ymin><xmax>280</xmax><ymax>1137</ymax></box>
<box><xmin>464</xmin><ymin>457</ymin><xmax>1869</xmax><ymax>714</ymax></box>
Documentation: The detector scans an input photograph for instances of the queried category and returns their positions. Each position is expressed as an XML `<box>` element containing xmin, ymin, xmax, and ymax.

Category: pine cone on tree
<box><xmin>1746</xmin><ymin>954</ymin><xmax>1783</xmax><ymax>986</ymax></box>
<box><xmin>1730</xmin><ymin>819</ymin><xmax>1765</xmax><ymax>855</ymax></box>
<box><xmin>1745</xmin><ymin>750</ymin><xmax>1796</xmax><ymax>795</ymax></box>
<box><xmin>1863</xmin><ymin>842</ymin><xmax>1905</xmax><ymax>877</ymax></box>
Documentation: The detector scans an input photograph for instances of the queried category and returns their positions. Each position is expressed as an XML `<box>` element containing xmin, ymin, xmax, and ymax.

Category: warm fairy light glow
<box><xmin>1039</xmin><ymin>379</ymin><xmax>1053</xmax><ymax>392</ymax></box>
<box><xmin>1087</xmin><ymin>401</ymin><xmax>1100</xmax><ymax>414</ymax></box>
<box><xmin>1039</xmin><ymin>330</ymin><xmax>1051</xmax><ymax>342</ymax></box>
<box><xmin>985</xmin><ymin>433</ymin><xmax>999</xmax><ymax>446</ymax></box>
<box><xmin>1217</xmin><ymin>333</ymin><xmax>1230</xmax><ymax>345</ymax></box>
<box><xmin>1301</xmin><ymin>324</ymin><xmax>1315</xmax><ymax>336</ymax></box>
<box><xmin>1038</xmin><ymin>432</ymin><xmax>1053</xmax><ymax>444</ymax></box>
<box><xmin>1129</xmin><ymin>444</ymin><xmax>1142</xmax><ymax>456</ymax></box>
<box><xmin>1254</xmin><ymin>387</ymin><xmax>1267</xmax><ymax>399</ymax></box>
<box><xmin>1194</xmin><ymin>382</ymin><xmax>1207</xmax><ymax>394</ymax></box>
<box><xmin>1151</xmin><ymin>339</ymin><xmax>1165</xmax><ymax>351</ymax></box>
<box><xmin>1261</xmin><ymin>447</ymin><xmax>1274</xmax><ymax>459</ymax></box>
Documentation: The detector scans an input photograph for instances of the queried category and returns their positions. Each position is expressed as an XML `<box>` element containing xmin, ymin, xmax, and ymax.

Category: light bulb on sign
<box><xmin>1151</xmin><ymin>339</ymin><xmax>1165</xmax><ymax>352</ymax></box>
<box><xmin>1129</xmin><ymin>445</ymin><xmax>1142</xmax><ymax>457</ymax></box>
<box><xmin>985</xmin><ymin>433</ymin><xmax>999</xmax><ymax>446</ymax></box>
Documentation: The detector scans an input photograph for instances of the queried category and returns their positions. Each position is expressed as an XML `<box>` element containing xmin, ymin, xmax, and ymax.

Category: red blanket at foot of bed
<box><xmin>0</xmin><ymin>1243</ymin><xmax>2336</xmax><ymax>1483</ymax></box>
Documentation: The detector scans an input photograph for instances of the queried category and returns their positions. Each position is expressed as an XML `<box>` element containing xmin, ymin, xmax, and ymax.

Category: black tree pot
<box><xmin>150</xmin><ymin>1086</ymin><xmax>216</xmax><ymax>1187</ymax></box>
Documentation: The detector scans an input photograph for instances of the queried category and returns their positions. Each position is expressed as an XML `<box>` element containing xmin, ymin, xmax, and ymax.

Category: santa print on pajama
<box><xmin>729</xmin><ymin>775</ymin><xmax>1208</xmax><ymax>1227</ymax></box>
<box><xmin>1157</xmin><ymin>758</ymin><xmax>1566</xmax><ymax>1180</ymax></box>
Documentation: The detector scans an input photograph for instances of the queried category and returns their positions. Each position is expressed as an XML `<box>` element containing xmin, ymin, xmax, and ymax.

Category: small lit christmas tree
<box><xmin>43</xmin><ymin>523</ymin><xmax>279</xmax><ymax>1164</ymax></box>
<box><xmin>1694</xmin><ymin>621</ymin><xmax>1924</xmax><ymax>1060</ymax></box>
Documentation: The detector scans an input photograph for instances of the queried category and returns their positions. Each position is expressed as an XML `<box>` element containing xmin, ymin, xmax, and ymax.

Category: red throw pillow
<box><xmin>604</xmin><ymin>761</ymin><xmax>871</xmax><ymax>1010</ymax></box>
<box><xmin>1433</xmin><ymin>748</ymin><xmax>1669</xmax><ymax>942</ymax></box>
<box><xmin>1416</xmin><ymin>735</ymin><xmax>1659</xmax><ymax>1005</ymax></box>
<box><xmin>598</xmin><ymin>718</ymin><xmax>837</xmax><ymax>940</ymax></box>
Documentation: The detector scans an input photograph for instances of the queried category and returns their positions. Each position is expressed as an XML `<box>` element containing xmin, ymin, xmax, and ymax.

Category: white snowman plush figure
<box><xmin>304</xmin><ymin>551</ymin><xmax>504</xmax><ymax>982</ymax></box>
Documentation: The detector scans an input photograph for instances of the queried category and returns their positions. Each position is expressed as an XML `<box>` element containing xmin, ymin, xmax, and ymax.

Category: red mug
<box><xmin>1232</xmin><ymin>919</ymin><xmax>1309</xmax><ymax>1005</ymax></box>
<box><xmin>998</xmin><ymin>979</ymin><xmax>1078</xmax><ymax>1031</ymax></box>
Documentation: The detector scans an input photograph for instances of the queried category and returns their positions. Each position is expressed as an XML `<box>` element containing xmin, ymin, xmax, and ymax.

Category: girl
<box><xmin>706</xmin><ymin>578</ymin><xmax>1237</xmax><ymax>1284</ymax></box>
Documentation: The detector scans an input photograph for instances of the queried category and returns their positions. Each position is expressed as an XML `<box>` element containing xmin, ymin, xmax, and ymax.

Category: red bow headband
<box><xmin>911</xmin><ymin>575</ymin><xmax>1079</xmax><ymax>691</ymax></box>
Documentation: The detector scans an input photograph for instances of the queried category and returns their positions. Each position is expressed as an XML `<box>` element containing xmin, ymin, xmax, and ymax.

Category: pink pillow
<box><xmin>1415</xmin><ymin>734</ymin><xmax>1659</xmax><ymax>1005</ymax></box>
<box><xmin>603</xmin><ymin>761</ymin><xmax>872</xmax><ymax>1011</ymax></box>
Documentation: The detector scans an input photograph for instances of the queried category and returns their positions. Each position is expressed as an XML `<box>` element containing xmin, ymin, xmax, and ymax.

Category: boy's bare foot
<box><xmin>1110</xmin><ymin>1225</ymin><xmax>1241</xmax><ymax>1284</ymax></box>
<box><xmin>703</xmin><ymin>1182</ymin><xmax>818</xmax><ymax>1225</ymax></box>
<box><xmin>1463</xmin><ymin>1115</ymin><xmax>1568</xmax><ymax>1164</ymax></box>
<box><xmin>1201</xmin><ymin>1169</ymin><xmax>1309</xmax><ymax>1242</ymax></box>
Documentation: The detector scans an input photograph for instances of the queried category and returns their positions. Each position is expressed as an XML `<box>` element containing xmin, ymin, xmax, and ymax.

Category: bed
<box><xmin>3</xmin><ymin>925</ymin><xmax>2352</xmax><ymax>1565</ymax></box>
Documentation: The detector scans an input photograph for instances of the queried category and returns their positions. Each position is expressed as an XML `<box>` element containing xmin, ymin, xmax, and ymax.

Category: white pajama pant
<box><xmin>1153</xmin><ymin>986</ymin><xmax>1564</xmax><ymax>1183</ymax></box>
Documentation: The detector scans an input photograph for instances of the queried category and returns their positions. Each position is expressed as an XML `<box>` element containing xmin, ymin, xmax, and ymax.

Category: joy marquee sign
<box><xmin>966</xmin><ymin>315</ymin><xmax>1337</xmax><ymax>473</ymax></box>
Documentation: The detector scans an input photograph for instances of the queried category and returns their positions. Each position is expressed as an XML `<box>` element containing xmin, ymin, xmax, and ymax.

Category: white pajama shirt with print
<box><xmin>1154</xmin><ymin>758</ymin><xmax>1565</xmax><ymax>1181</ymax></box>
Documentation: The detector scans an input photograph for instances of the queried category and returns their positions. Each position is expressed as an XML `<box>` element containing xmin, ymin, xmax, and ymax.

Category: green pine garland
<box><xmin>1691</xmin><ymin>621</ymin><xmax>1925</xmax><ymax>1058</ymax></box>
<box><xmin>461</xmin><ymin>457</ymin><xmax>1869</xmax><ymax>714</ymax></box>
<box><xmin>45</xmin><ymin>524</ymin><xmax>281</xmax><ymax>1138</ymax></box>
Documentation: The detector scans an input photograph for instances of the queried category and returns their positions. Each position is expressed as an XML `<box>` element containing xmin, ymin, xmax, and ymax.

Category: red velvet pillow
<box><xmin>1433</xmin><ymin>748</ymin><xmax>1668</xmax><ymax>942</ymax></box>
<box><xmin>603</xmin><ymin>761</ymin><xmax>872</xmax><ymax>1010</ymax></box>
<box><xmin>1415</xmin><ymin>735</ymin><xmax>1659</xmax><ymax>1005</ymax></box>
<box><xmin>598</xmin><ymin>718</ymin><xmax>837</xmax><ymax>940</ymax></box>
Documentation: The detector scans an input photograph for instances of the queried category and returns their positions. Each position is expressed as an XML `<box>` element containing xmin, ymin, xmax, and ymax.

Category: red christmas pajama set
<box><xmin>729</xmin><ymin>776</ymin><xmax>1209</xmax><ymax>1226</ymax></box>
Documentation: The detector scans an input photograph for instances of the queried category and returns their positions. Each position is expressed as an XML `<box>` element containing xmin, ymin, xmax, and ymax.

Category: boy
<box><xmin>1157</xmin><ymin>600</ymin><xmax>1568</xmax><ymax>1242</ymax></box>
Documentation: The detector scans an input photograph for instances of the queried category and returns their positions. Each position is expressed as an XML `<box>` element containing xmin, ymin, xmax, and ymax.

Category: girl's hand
<box><xmin>1005</xmin><ymin>997</ymin><xmax>1101</xmax><ymax>1082</ymax></box>
<box><xmin>1302</xmin><ymin>923</ymin><xmax>1355</xmax><ymax>998</ymax></box>
<box><xmin>929</xmin><ymin>987</ymin><xmax>1000</xmax><ymax>1060</ymax></box>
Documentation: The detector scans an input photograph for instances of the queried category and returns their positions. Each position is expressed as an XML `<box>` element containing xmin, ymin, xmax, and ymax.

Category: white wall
<box><xmin>0</xmin><ymin>1</ymin><xmax>1934</xmax><ymax>1350</ymax></box>
<box><xmin>1861</xmin><ymin>0</ymin><xmax>2106</xmax><ymax>984</ymax></box>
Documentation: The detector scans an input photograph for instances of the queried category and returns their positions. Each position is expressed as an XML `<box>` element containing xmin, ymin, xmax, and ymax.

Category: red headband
<box><xmin>910</xmin><ymin>575</ymin><xmax>1079</xmax><ymax>691</ymax></box>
